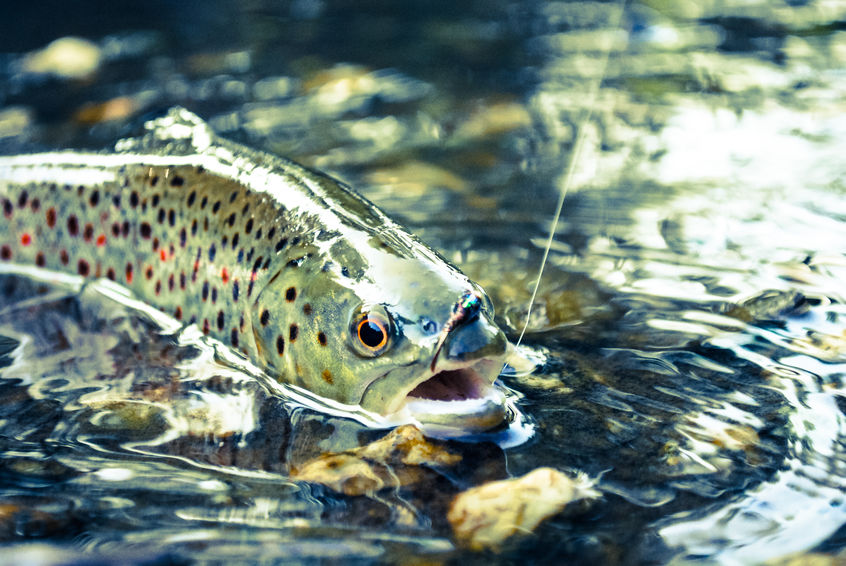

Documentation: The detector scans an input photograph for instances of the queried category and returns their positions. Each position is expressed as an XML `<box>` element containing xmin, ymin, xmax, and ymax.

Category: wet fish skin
<box><xmin>0</xmin><ymin>108</ymin><xmax>509</xmax><ymax>429</ymax></box>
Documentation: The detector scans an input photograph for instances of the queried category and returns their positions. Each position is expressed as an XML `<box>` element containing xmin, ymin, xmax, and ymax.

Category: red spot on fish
<box><xmin>46</xmin><ymin>208</ymin><xmax>57</xmax><ymax>228</ymax></box>
<box><xmin>221</xmin><ymin>267</ymin><xmax>229</xmax><ymax>284</ymax></box>
<box><xmin>160</xmin><ymin>249</ymin><xmax>167</xmax><ymax>262</ymax></box>
<box><xmin>125</xmin><ymin>263</ymin><xmax>134</xmax><ymax>283</ymax></box>
<box><xmin>96</xmin><ymin>234</ymin><xmax>106</xmax><ymax>247</ymax></box>
<box><xmin>174</xmin><ymin>306</ymin><xmax>182</xmax><ymax>320</ymax></box>
<box><xmin>20</xmin><ymin>233</ymin><xmax>31</xmax><ymax>246</ymax></box>
<box><xmin>202</xmin><ymin>319</ymin><xmax>210</xmax><ymax>334</ymax></box>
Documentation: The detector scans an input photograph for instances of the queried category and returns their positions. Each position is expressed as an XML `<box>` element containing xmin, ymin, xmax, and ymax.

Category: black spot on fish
<box><xmin>229</xmin><ymin>191</ymin><xmax>238</xmax><ymax>203</ymax></box>
<box><xmin>211</xmin><ymin>287</ymin><xmax>218</xmax><ymax>303</ymax></box>
<box><xmin>242</xmin><ymin>203</ymin><xmax>250</xmax><ymax>215</ymax></box>
<box><xmin>187</xmin><ymin>191</ymin><xmax>196</xmax><ymax>206</ymax></box>
<box><xmin>217</xmin><ymin>311</ymin><xmax>224</xmax><ymax>331</ymax></box>
<box><xmin>170</xmin><ymin>175</ymin><xmax>184</xmax><ymax>187</ymax></box>
<box><xmin>255</xmin><ymin>228</ymin><xmax>262</xmax><ymax>239</ymax></box>
<box><xmin>145</xmin><ymin>266</ymin><xmax>153</xmax><ymax>280</ymax></box>
<box><xmin>78</xmin><ymin>259</ymin><xmax>90</xmax><ymax>277</ymax></box>
<box><xmin>245</xmin><ymin>218</ymin><xmax>254</xmax><ymax>234</ymax></box>
<box><xmin>318</xmin><ymin>332</ymin><xmax>327</xmax><ymax>346</ymax></box>
<box><xmin>303</xmin><ymin>304</ymin><xmax>312</xmax><ymax>316</ymax></box>
<box><xmin>227</xmin><ymin>213</ymin><xmax>236</xmax><ymax>227</ymax></box>
<box><xmin>202</xmin><ymin>281</ymin><xmax>209</xmax><ymax>301</ymax></box>
<box><xmin>275</xmin><ymin>238</ymin><xmax>287</xmax><ymax>252</ymax></box>
<box><xmin>68</xmin><ymin>216</ymin><xmax>79</xmax><ymax>236</ymax></box>
<box><xmin>267</xmin><ymin>227</ymin><xmax>276</xmax><ymax>240</ymax></box>
<box><xmin>291</xmin><ymin>237</ymin><xmax>301</xmax><ymax>246</ymax></box>
<box><xmin>262</xmin><ymin>258</ymin><xmax>271</xmax><ymax>270</ymax></box>
<box><xmin>152</xmin><ymin>194</ymin><xmax>160</xmax><ymax>207</ymax></box>
<box><xmin>168</xmin><ymin>209</ymin><xmax>176</xmax><ymax>226</ymax></box>
<box><xmin>130</xmin><ymin>191</ymin><xmax>139</xmax><ymax>207</ymax></box>
<box><xmin>83</xmin><ymin>223</ymin><xmax>94</xmax><ymax>242</ymax></box>
<box><xmin>285</xmin><ymin>287</ymin><xmax>296</xmax><ymax>302</ymax></box>
<box><xmin>154</xmin><ymin>280</ymin><xmax>161</xmax><ymax>295</ymax></box>
<box><xmin>77</xmin><ymin>185</ymin><xmax>84</xmax><ymax>196</ymax></box>
<box><xmin>212</xmin><ymin>201</ymin><xmax>221</xmax><ymax>213</ymax></box>
<box><xmin>237</xmin><ymin>249</ymin><xmax>244</xmax><ymax>263</ymax></box>
<box><xmin>140</xmin><ymin>222</ymin><xmax>152</xmax><ymax>239</ymax></box>
<box><xmin>289</xmin><ymin>324</ymin><xmax>298</xmax><ymax>342</ymax></box>
<box><xmin>180</xmin><ymin>228</ymin><xmax>187</xmax><ymax>247</ymax></box>
<box><xmin>157</xmin><ymin>208</ymin><xmax>165</xmax><ymax>224</ymax></box>
<box><xmin>35</xmin><ymin>252</ymin><xmax>45</xmax><ymax>267</ymax></box>
<box><xmin>232</xmin><ymin>280</ymin><xmax>240</xmax><ymax>301</ymax></box>
<box><xmin>0</xmin><ymin>245</ymin><xmax>11</xmax><ymax>260</ymax></box>
<box><xmin>208</xmin><ymin>244</ymin><xmax>216</xmax><ymax>262</ymax></box>
<box><xmin>276</xmin><ymin>335</ymin><xmax>285</xmax><ymax>356</ymax></box>
<box><xmin>200</xmin><ymin>196</ymin><xmax>208</xmax><ymax>209</ymax></box>
<box><xmin>30</xmin><ymin>197</ymin><xmax>41</xmax><ymax>212</ymax></box>
<box><xmin>253</xmin><ymin>257</ymin><xmax>264</xmax><ymax>272</ymax></box>
<box><xmin>111</xmin><ymin>223</ymin><xmax>120</xmax><ymax>237</ymax></box>
<box><xmin>191</xmin><ymin>219</ymin><xmax>198</xmax><ymax>236</ymax></box>
<box><xmin>150</xmin><ymin>175</ymin><xmax>159</xmax><ymax>186</ymax></box>
<box><xmin>17</xmin><ymin>191</ymin><xmax>28</xmax><ymax>208</ymax></box>
<box><xmin>179</xmin><ymin>272</ymin><xmax>186</xmax><ymax>290</ymax></box>
<box><xmin>175</xmin><ymin>307</ymin><xmax>183</xmax><ymax>320</ymax></box>
<box><xmin>60</xmin><ymin>250</ymin><xmax>69</xmax><ymax>265</ymax></box>
<box><xmin>341</xmin><ymin>266</ymin><xmax>350</xmax><ymax>277</ymax></box>
<box><xmin>232</xmin><ymin>233</ymin><xmax>240</xmax><ymax>248</ymax></box>
<box><xmin>168</xmin><ymin>274</ymin><xmax>175</xmax><ymax>291</ymax></box>
<box><xmin>231</xmin><ymin>328</ymin><xmax>239</xmax><ymax>347</ymax></box>
<box><xmin>112</xmin><ymin>194</ymin><xmax>121</xmax><ymax>207</ymax></box>
<box><xmin>106</xmin><ymin>267</ymin><xmax>116</xmax><ymax>280</ymax></box>
<box><xmin>286</xmin><ymin>257</ymin><xmax>305</xmax><ymax>268</ymax></box>
<box><xmin>260</xmin><ymin>309</ymin><xmax>270</xmax><ymax>326</ymax></box>
<box><xmin>222</xmin><ymin>235</ymin><xmax>229</xmax><ymax>248</ymax></box>
<box><xmin>122</xmin><ymin>221</ymin><xmax>130</xmax><ymax>237</ymax></box>
<box><xmin>3</xmin><ymin>198</ymin><xmax>14</xmax><ymax>218</ymax></box>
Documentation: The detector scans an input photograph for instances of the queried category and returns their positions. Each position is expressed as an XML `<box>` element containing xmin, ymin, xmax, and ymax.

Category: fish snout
<box><xmin>441</xmin><ymin>315</ymin><xmax>507</xmax><ymax>364</ymax></box>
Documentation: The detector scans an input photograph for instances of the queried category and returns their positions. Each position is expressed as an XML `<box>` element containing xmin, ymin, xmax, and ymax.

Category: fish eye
<box><xmin>349</xmin><ymin>305</ymin><xmax>393</xmax><ymax>357</ymax></box>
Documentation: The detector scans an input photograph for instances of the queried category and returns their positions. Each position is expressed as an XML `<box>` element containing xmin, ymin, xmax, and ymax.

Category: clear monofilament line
<box><xmin>513</xmin><ymin>0</ymin><xmax>628</xmax><ymax>351</ymax></box>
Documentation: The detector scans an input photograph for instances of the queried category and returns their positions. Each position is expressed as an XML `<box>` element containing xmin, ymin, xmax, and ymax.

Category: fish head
<box><xmin>251</xmin><ymin>240</ymin><xmax>511</xmax><ymax>434</ymax></box>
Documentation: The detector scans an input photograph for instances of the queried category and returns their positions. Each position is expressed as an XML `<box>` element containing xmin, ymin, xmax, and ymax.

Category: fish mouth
<box><xmin>391</xmin><ymin>359</ymin><xmax>509</xmax><ymax>434</ymax></box>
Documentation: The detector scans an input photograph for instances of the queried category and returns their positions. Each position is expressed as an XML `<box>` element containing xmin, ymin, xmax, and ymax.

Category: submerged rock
<box><xmin>447</xmin><ymin>467</ymin><xmax>600</xmax><ymax>551</ymax></box>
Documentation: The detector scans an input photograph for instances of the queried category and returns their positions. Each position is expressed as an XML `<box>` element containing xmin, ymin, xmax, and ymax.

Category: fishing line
<box><xmin>513</xmin><ymin>0</ymin><xmax>628</xmax><ymax>350</ymax></box>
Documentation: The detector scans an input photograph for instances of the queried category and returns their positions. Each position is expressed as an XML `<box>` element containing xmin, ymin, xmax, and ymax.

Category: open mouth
<box><xmin>407</xmin><ymin>368</ymin><xmax>488</xmax><ymax>402</ymax></box>
<box><xmin>396</xmin><ymin>362</ymin><xmax>509</xmax><ymax>433</ymax></box>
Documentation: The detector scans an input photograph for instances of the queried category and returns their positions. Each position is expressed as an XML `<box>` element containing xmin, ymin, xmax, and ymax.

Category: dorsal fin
<box><xmin>114</xmin><ymin>107</ymin><xmax>214</xmax><ymax>155</ymax></box>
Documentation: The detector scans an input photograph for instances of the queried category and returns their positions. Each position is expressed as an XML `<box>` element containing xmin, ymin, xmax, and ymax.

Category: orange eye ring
<box><xmin>349</xmin><ymin>307</ymin><xmax>393</xmax><ymax>357</ymax></box>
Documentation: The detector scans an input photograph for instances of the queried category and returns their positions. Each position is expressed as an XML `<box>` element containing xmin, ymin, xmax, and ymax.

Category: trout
<box><xmin>0</xmin><ymin>108</ymin><xmax>511</xmax><ymax>432</ymax></box>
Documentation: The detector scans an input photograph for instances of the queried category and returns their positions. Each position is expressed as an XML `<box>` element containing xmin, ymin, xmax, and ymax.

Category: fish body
<box><xmin>0</xmin><ymin>108</ymin><xmax>510</xmax><ymax>432</ymax></box>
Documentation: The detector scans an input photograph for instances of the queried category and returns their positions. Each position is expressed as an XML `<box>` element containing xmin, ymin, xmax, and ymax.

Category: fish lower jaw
<box><xmin>393</xmin><ymin>362</ymin><xmax>510</xmax><ymax>435</ymax></box>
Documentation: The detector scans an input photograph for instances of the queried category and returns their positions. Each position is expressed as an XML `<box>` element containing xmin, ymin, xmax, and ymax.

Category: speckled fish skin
<box><xmin>0</xmin><ymin>108</ymin><xmax>509</xmax><ymax>431</ymax></box>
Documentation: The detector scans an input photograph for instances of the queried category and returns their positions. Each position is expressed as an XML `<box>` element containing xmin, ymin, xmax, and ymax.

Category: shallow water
<box><xmin>1</xmin><ymin>1</ymin><xmax>845</xmax><ymax>564</ymax></box>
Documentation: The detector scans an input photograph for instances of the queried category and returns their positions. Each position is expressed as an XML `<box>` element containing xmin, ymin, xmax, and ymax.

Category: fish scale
<box><xmin>0</xmin><ymin>108</ymin><xmax>511</xmax><ymax>432</ymax></box>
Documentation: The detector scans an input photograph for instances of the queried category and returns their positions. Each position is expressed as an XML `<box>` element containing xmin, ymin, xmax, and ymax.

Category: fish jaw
<box><xmin>368</xmin><ymin>355</ymin><xmax>511</xmax><ymax>434</ymax></box>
